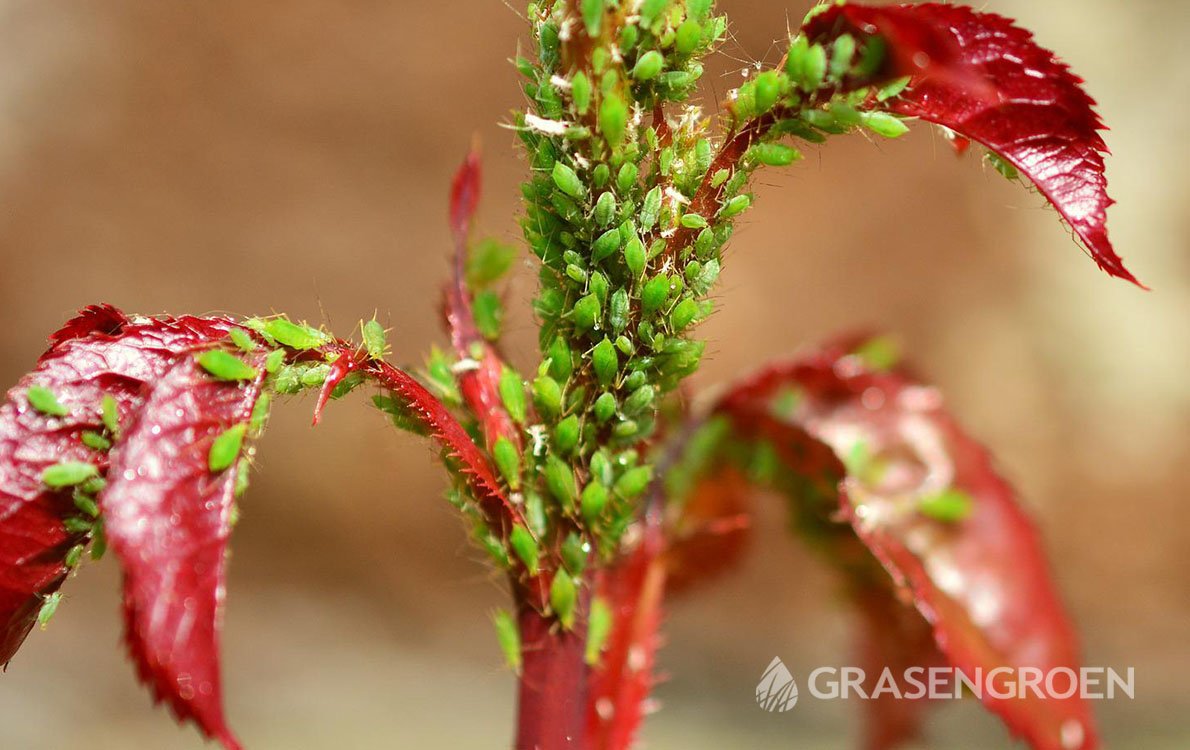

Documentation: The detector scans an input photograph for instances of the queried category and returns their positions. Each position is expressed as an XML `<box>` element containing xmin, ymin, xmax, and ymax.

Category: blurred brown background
<box><xmin>0</xmin><ymin>1</ymin><xmax>1186</xmax><ymax>747</ymax></box>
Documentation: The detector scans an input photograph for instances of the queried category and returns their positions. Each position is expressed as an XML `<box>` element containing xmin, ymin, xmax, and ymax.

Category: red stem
<box><xmin>515</xmin><ymin>600</ymin><xmax>590</xmax><ymax>750</ymax></box>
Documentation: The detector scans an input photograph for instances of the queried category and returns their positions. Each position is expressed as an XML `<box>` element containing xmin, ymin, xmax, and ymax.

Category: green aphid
<box><xmin>580</xmin><ymin>481</ymin><xmax>609</xmax><ymax>523</ymax></box>
<box><xmin>600</xmin><ymin>69</ymin><xmax>619</xmax><ymax>96</ymax></box>
<box><xmin>675</xmin><ymin>19</ymin><xmax>702</xmax><ymax>55</ymax></box>
<box><xmin>640</xmin><ymin>275</ymin><xmax>670</xmax><ymax>316</ymax></box>
<box><xmin>612</xmin><ymin>419</ymin><xmax>640</xmax><ymax>439</ymax></box>
<box><xmin>829</xmin><ymin>34</ymin><xmax>857</xmax><ymax>80</ymax></box>
<box><xmin>986</xmin><ymin>152</ymin><xmax>1020</xmax><ymax>181</ymax></box>
<box><xmin>918</xmin><ymin>488</ymin><xmax>975</xmax><ymax>523</ymax></box>
<box><xmin>632</xmin><ymin>50</ymin><xmax>665</xmax><ymax>81</ymax></box>
<box><xmin>589</xmin><ymin>449</ymin><xmax>613</xmax><ymax>486</ymax></box>
<box><xmin>615</xmin><ymin>336</ymin><xmax>635</xmax><ymax>356</ymax></box>
<box><xmin>492</xmin><ymin>437</ymin><xmax>521</xmax><ymax>490</ymax></box>
<box><xmin>264</xmin><ymin>318</ymin><xmax>328</xmax><ymax>350</ymax></box>
<box><xmin>591</xmin><ymin>228</ymin><xmax>622</xmax><ymax>263</ymax></box>
<box><xmin>599</xmin><ymin>94</ymin><xmax>629</xmax><ymax>147</ymax></box>
<box><xmin>658</xmin><ymin>147</ymin><xmax>674</xmax><ymax>176</ymax></box>
<box><xmin>585</xmin><ymin>597</ymin><xmax>613</xmax><ymax>665</ymax></box>
<box><xmin>473</xmin><ymin>291</ymin><xmax>504</xmax><ymax>341</ymax></box>
<box><xmin>560</xmin><ymin>532</ymin><xmax>587</xmax><ymax>574</ymax></box>
<box><xmin>616</xmin><ymin>163</ymin><xmax>638</xmax><ymax>193</ymax></box>
<box><xmin>542</xmin><ymin>339</ymin><xmax>570</xmax><ymax>385</ymax></box>
<box><xmin>235</xmin><ymin>460</ymin><xmax>251</xmax><ymax>500</ymax></box>
<box><xmin>242</xmin><ymin>317</ymin><xmax>277</xmax><ymax>346</ymax></box>
<box><xmin>209</xmin><ymin>423</ymin><xmax>247</xmax><ymax>473</ymax></box>
<box><xmin>492</xmin><ymin>608</ymin><xmax>522</xmax><ymax>672</ymax></box>
<box><xmin>64</xmin><ymin>544</ymin><xmax>84</xmax><ymax>569</ymax></box>
<box><xmin>622</xmin><ymin>384</ymin><xmax>655</xmax><ymax>416</ymax></box>
<box><xmin>264</xmin><ymin>348</ymin><xmax>286</xmax><ymax>374</ymax></box>
<box><xmin>803</xmin><ymin>108</ymin><xmax>846</xmax><ymax>134</ymax></box>
<box><xmin>228</xmin><ymin>327</ymin><xmax>257</xmax><ymax>353</ymax></box>
<box><xmin>524</xmin><ymin>490</ymin><xmax>548</xmax><ymax>538</ymax></box>
<box><xmin>580</xmin><ymin>0</ymin><xmax>602</xmax><ymax>36</ymax></box>
<box><xmin>614</xmin><ymin>465</ymin><xmax>652</xmax><ymax>499</ymax></box>
<box><xmin>589</xmin><ymin>271</ymin><xmax>609</xmax><ymax>305</ymax></box>
<box><xmin>748</xmin><ymin>142</ymin><xmax>802</xmax><ymax>167</ymax></box>
<box><xmin>72</xmin><ymin>490</ymin><xmax>99</xmax><ymax>519</ymax></box>
<box><xmin>591</xmin><ymin>46</ymin><xmax>609</xmax><ymax>75</ymax></box>
<box><xmin>549</xmin><ymin>568</ymin><xmax>578</xmax><ymax>629</ymax></box>
<box><xmin>300</xmin><ymin>364</ymin><xmax>330</xmax><ymax>388</ymax></box>
<box><xmin>594</xmin><ymin>191</ymin><xmax>617</xmax><ymax>227</ymax></box>
<box><xmin>272</xmin><ymin>365</ymin><xmax>303</xmax><ymax>395</ymax></box>
<box><xmin>79</xmin><ymin>476</ymin><xmax>106</xmax><ymax>495</ymax></box>
<box><xmin>544</xmin><ymin>455</ymin><xmax>577</xmax><ymax>510</ymax></box>
<box><xmin>533</xmin><ymin>376</ymin><xmax>563</xmax><ymax>420</ymax></box>
<box><xmin>571</xmin><ymin>293</ymin><xmax>602</xmax><ymax>331</ymax></box>
<box><xmin>362</xmin><ymin>319</ymin><xmax>388</xmax><ymax>360</ymax></box>
<box><xmin>100</xmin><ymin>394</ymin><xmax>120</xmax><ymax>437</ymax></box>
<box><xmin>593</xmin><ymin>163</ymin><xmax>612</xmax><ymax>189</ymax></box>
<box><xmin>250</xmin><ymin>392</ymin><xmax>271</xmax><ymax>433</ymax></box>
<box><xmin>592</xmin><ymin>338</ymin><xmax>618</xmax><ymax>386</ymax></box>
<box><xmin>27</xmin><ymin>385</ymin><xmax>69</xmax><ymax>418</ymax></box>
<box><xmin>679</xmin><ymin>213</ymin><xmax>707</xmax><ymax>229</ymax></box>
<box><xmin>553</xmin><ymin>415</ymin><xmax>581</xmax><ymax>456</ymax></box>
<box><xmin>80</xmin><ymin>431</ymin><xmax>111</xmax><ymax>452</ymax></box>
<box><xmin>618</xmin><ymin>24</ymin><xmax>639</xmax><ymax>55</ymax></box>
<box><xmin>786</xmin><ymin>36</ymin><xmax>827</xmax><ymax>91</ymax></box>
<box><xmin>719</xmin><ymin>193</ymin><xmax>751</xmax><ymax>219</ymax></box>
<box><xmin>42</xmin><ymin>462</ymin><xmax>98</xmax><ymax>489</ymax></box>
<box><xmin>861</xmin><ymin>111</ymin><xmax>909</xmax><ymax>139</ymax></box>
<box><xmin>197</xmin><ymin>349</ymin><xmax>258</xmax><ymax>382</ymax></box>
<box><xmin>551</xmin><ymin>162</ymin><xmax>586</xmax><ymax>200</ymax></box>
<box><xmin>605</xmin><ymin>290</ymin><xmax>628</xmax><ymax>335</ymax></box>
<box><xmin>852</xmin><ymin>336</ymin><xmax>901</xmax><ymax>372</ymax></box>
<box><xmin>710</xmin><ymin>168</ymin><xmax>731</xmax><ymax>188</ymax></box>
<box><xmin>639</xmin><ymin>186</ymin><xmax>662</xmax><ymax>230</ymax></box>
<box><xmin>752</xmin><ymin>70</ymin><xmax>783</xmax><ymax>115</ymax></box>
<box><xmin>876</xmin><ymin>76</ymin><xmax>912</xmax><ymax>102</ymax></box>
<box><xmin>37</xmin><ymin>592</ymin><xmax>62</xmax><ymax>630</ymax></box>
<box><xmin>90</xmin><ymin>521</ymin><xmax>107</xmax><ymax>560</ymax></box>
<box><xmin>426</xmin><ymin>347</ymin><xmax>461</xmax><ymax>404</ymax></box>
<box><xmin>568</xmin><ymin>70</ymin><xmax>592</xmax><ymax>116</ymax></box>
<box><xmin>63</xmin><ymin>516</ymin><xmax>93</xmax><ymax>535</ymax></box>
<box><xmin>669</xmin><ymin>297</ymin><xmax>700</xmax><ymax>331</ymax></box>
<box><xmin>694</xmin><ymin>259</ymin><xmax>721</xmax><ymax>294</ymax></box>
<box><xmin>593</xmin><ymin>392</ymin><xmax>617</xmax><ymax>423</ymax></box>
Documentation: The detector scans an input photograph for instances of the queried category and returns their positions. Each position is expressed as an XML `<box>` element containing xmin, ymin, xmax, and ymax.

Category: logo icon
<box><xmin>756</xmin><ymin>657</ymin><xmax>799</xmax><ymax>712</ymax></box>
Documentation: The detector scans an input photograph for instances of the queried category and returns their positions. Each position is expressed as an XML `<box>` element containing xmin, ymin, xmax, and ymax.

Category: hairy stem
<box><xmin>515</xmin><ymin>597</ymin><xmax>591</xmax><ymax>750</ymax></box>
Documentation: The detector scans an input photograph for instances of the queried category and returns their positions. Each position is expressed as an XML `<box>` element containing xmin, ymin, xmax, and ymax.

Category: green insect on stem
<box><xmin>492</xmin><ymin>608</ymin><xmax>522</xmax><ymax>672</ymax></box>
<box><xmin>26</xmin><ymin>386</ymin><xmax>70</xmax><ymax>418</ymax></box>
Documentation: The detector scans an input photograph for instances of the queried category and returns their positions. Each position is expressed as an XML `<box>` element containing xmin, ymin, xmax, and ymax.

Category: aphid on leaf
<box><xmin>592</xmin><ymin>338</ymin><xmax>619</xmax><ymax>386</ymax></box>
<box><xmin>42</xmin><ymin>461</ymin><xmax>99</xmax><ymax>489</ymax></box>
<box><xmin>828</xmin><ymin>33</ymin><xmax>856</xmax><ymax>81</ymax></box>
<box><xmin>641</xmin><ymin>274</ymin><xmax>670</xmax><ymax>316</ymax></box>
<box><xmin>861</xmin><ymin>111</ymin><xmax>909</xmax><ymax>139</ymax></box>
<box><xmin>553</xmin><ymin>415</ymin><xmax>580</xmax><ymax>456</ymax></box>
<box><xmin>572</xmin><ymin>71</ymin><xmax>592</xmax><ymax>115</ymax></box>
<box><xmin>669</xmin><ymin>297</ymin><xmax>700</xmax><ymax>331</ymax></box>
<box><xmin>551</xmin><ymin>162</ymin><xmax>586</xmax><ymax>200</ymax></box>
<box><xmin>533</xmin><ymin>375</ymin><xmax>563</xmax><ymax>420</ymax></box>
<box><xmin>264</xmin><ymin>318</ymin><xmax>329</xmax><ymax>350</ymax></box>
<box><xmin>493</xmin><ymin>437</ymin><xmax>522</xmax><ymax>490</ymax></box>
<box><xmin>37</xmin><ymin>593</ymin><xmax>62</xmax><ymax>630</ymax></box>
<box><xmin>549</xmin><ymin>569</ymin><xmax>578</xmax><ymax>629</ymax></box>
<box><xmin>679</xmin><ymin>213</ymin><xmax>708</xmax><ymax>229</ymax></box>
<box><xmin>614</xmin><ymin>465</ymin><xmax>652</xmax><ymax>499</ymax></box>
<box><xmin>747</xmin><ymin>142</ymin><xmax>802</xmax><ymax>167</ymax></box>
<box><xmin>362</xmin><ymin>318</ymin><xmax>388</xmax><ymax>360</ymax></box>
<box><xmin>593</xmin><ymin>392</ymin><xmax>617</xmax><ymax>423</ymax></box>
<box><xmin>80</xmin><ymin>431</ymin><xmax>111</xmax><ymax>452</ymax></box>
<box><xmin>580</xmin><ymin>481</ymin><xmax>609</xmax><ymax>523</ymax></box>
<box><xmin>585</xmin><ymin>597</ymin><xmax>612</xmax><ymax>665</ymax></box>
<box><xmin>616</xmin><ymin>163</ymin><xmax>638</xmax><ymax>193</ymax></box>
<box><xmin>599</xmin><ymin>94</ymin><xmax>629</xmax><ymax>147</ymax></box>
<box><xmin>64</xmin><ymin>544</ymin><xmax>85</xmax><ymax>569</ymax></box>
<box><xmin>72</xmin><ymin>491</ymin><xmax>100</xmax><ymax>519</ymax></box>
<box><xmin>632</xmin><ymin>50</ymin><xmax>665</xmax><ymax>81</ymax></box>
<box><xmin>509</xmin><ymin>524</ymin><xmax>540</xmax><ymax>575</ymax></box>
<box><xmin>622</xmin><ymin>384</ymin><xmax>655</xmax><ymax>416</ymax></box>
<box><xmin>228</xmin><ymin>327</ymin><xmax>257</xmax><ymax>353</ymax></box>
<box><xmin>492</xmin><ymin>609</ymin><xmax>522</xmax><ymax>672</ymax></box>
<box><xmin>786</xmin><ymin>35</ymin><xmax>827</xmax><ymax>92</ymax></box>
<box><xmin>499</xmin><ymin>367</ymin><xmax>528</xmax><ymax>423</ymax></box>
<box><xmin>917</xmin><ymin>488</ymin><xmax>975</xmax><ymax>522</ymax></box>
<box><xmin>544</xmin><ymin>455</ymin><xmax>577</xmax><ymax>510</ymax></box>
<box><xmin>26</xmin><ymin>385</ymin><xmax>70</xmax><ymax>417</ymax></box>
<box><xmin>209</xmin><ymin>424</ymin><xmax>248</xmax><ymax>473</ymax></box>
<box><xmin>197</xmin><ymin>349</ymin><xmax>258</xmax><ymax>382</ymax></box>
<box><xmin>592</xmin><ymin>228</ymin><xmax>622</xmax><ymax>263</ymax></box>
<box><xmin>986</xmin><ymin>151</ymin><xmax>1020</xmax><ymax>181</ymax></box>
<box><xmin>100</xmin><ymin>393</ymin><xmax>120</xmax><ymax>437</ymax></box>
<box><xmin>571</xmin><ymin>293</ymin><xmax>602</xmax><ymax>331</ymax></box>
<box><xmin>560</xmin><ymin>532</ymin><xmax>587</xmax><ymax>574</ymax></box>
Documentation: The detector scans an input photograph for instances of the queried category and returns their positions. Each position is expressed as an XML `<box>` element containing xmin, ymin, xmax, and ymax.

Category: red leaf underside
<box><xmin>805</xmin><ymin>3</ymin><xmax>1139</xmax><ymax>286</ymax></box>
<box><xmin>716</xmin><ymin>341</ymin><xmax>1098</xmax><ymax>750</ymax></box>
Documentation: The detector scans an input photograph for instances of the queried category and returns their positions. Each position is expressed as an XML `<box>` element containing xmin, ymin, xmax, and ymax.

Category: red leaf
<box><xmin>103</xmin><ymin>353</ymin><xmax>266</xmax><ymax>750</ymax></box>
<box><xmin>1</xmin><ymin>309</ymin><xmax>236</xmax><ymax>666</ymax></box>
<box><xmin>805</xmin><ymin>3</ymin><xmax>1141</xmax><ymax>286</ymax></box>
<box><xmin>717</xmin><ymin>340</ymin><xmax>1098</xmax><ymax>750</ymax></box>
<box><xmin>443</xmin><ymin>147</ymin><xmax>522</xmax><ymax>452</ymax></box>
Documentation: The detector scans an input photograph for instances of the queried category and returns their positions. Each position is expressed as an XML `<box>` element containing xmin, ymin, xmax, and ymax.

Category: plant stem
<box><xmin>515</xmin><ymin>598</ymin><xmax>590</xmax><ymax>750</ymax></box>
